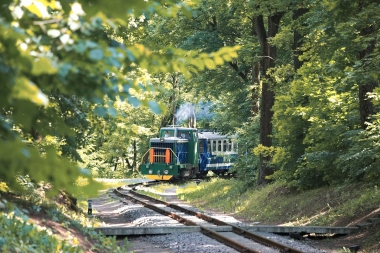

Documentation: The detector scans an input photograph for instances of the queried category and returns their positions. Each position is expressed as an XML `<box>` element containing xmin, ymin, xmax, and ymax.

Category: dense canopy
<box><xmin>1</xmin><ymin>0</ymin><xmax>379</xmax><ymax>194</ymax></box>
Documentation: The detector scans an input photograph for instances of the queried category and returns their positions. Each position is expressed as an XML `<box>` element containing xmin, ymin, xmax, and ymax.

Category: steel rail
<box><xmin>114</xmin><ymin>188</ymin><xmax>261</xmax><ymax>253</ymax></box>
<box><xmin>128</xmin><ymin>188</ymin><xmax>303</xmax><ymax>253</ymax></box>
<box><xmin>114</xmin><ymin>188</ymin><xmax>304</xmax><ymax>253</ymax></box>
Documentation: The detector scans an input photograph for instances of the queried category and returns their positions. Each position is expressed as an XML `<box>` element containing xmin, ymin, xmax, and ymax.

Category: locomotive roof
<box><xmin>161</xmin><ymin>126</ymin><xmax>196</xmax><ymax>131</ymax></box>
<box><xmin>149</xmin><ymin>137</ymin><xmax>189</xmax><ymax>143</ymax></box>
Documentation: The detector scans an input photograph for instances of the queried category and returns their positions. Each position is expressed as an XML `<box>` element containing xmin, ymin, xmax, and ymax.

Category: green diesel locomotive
<box><xmin>140</xmin><ymin>126</ymin><xmax>237</xmax><ymax>180</ymax></box>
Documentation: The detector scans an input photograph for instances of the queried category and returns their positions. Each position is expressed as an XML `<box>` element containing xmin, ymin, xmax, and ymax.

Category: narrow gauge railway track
<box><xmin>114</xmin><ymin>186</ymin><xmax>304</xmax><ymax>253</ymax></box>
<box><xmin>126</xmin><ymin>176</ymin><xmax>233</xmax><ymax>189</ymax></box>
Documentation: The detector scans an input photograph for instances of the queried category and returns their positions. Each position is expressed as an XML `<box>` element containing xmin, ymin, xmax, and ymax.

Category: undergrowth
<box><xmin>0</xmin><ymin>184</ymin><xmax>131</xmax><ymax>253</ymax></box>
<box><xmin>175</xmin><ymin>178</ymin><xmax>380</xmax><ymax>252</ymax></box>
<box><xmin>177</xmin><ymin>179</ymin><xmax>380</xmax><ymax>226</ymax></box>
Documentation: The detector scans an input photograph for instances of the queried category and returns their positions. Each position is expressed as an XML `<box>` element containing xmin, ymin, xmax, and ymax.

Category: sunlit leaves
<box><xmin>11</xmin><ymin>78</ymin><xmax>49</xmax><ymax>106</ymax></box>
<box><xmin>0</xmin><ymin>0</ymin><xmax>243</xmax><ymax>195</ymax></box>
<box><xmin>183</xmin><ymin>45</ymin><xmax>240</xmax><ymax>72</ymax></box>
<box><xmin>31</xmin><ymin>57</ymin><xmax>57</xmax><ymax>75</ymax></box>
<box><xmin>80</xmin><ymin>0</ymin><xmax>200</xmax><ymax>19</ymax></box>
<box><xmin>271</xmin><ymin>0</ymin><xmax>380</xmax><ymax>188</ymax></box>
<box><xmin>22</xmin><ymin>0</ymin><xmax>62</xmax><ymax>19</ymax></box>
<box><xmin>368</xmin><ymin>87</ymin><xmax>380</xmax><ymax>106</ymax></box>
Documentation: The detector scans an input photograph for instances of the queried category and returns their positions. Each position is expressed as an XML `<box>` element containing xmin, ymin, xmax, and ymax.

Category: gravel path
<box><xmin>92</xmin><ymin>180</ymin><xmax>328</xmax><ymax>253</ymax></box>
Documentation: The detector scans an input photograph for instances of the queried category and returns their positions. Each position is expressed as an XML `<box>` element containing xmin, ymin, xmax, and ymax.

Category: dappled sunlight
<box><xmin>280</xmin><ymin>209</ymin><xmax>330</xmax><ymax>226</ymax></box>
<box><xmin>222</xmin><ymin>185</ymin><xmax>231</xmax><ymax>194</ymax></box>
<box><xmin>93</xmin><ymin>200</ymin><xmax>125</xmax><ymax>212</ymax></box>
<box><xmin>131</xmin><ymin>215</ymin><xmax>183</xmax><ymax>226</ymax></box>
<box><xmin>0</xmin><ymin>182</ymin><xmax>9</xmax><ymax>192</ymax></box>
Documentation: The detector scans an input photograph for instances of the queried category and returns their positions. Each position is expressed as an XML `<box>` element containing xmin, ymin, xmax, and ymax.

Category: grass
<box><xmin>135</xmin><ymin>188</ymin><xmax>167</xmax><ymax>201</ymax></box>
<box><xmin>171</xmin><ymin>178</ymin><xmax>380</xmax><ymax>252</ymax></box>
<box><xmin>176</xmin><ymin>179</ymin><xmax>380</xmax><ymax>226</ymax></box>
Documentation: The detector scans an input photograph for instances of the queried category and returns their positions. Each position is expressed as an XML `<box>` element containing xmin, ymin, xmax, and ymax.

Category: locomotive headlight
<box><xmin>148</xmin><ymin>169</ymin><xmax>153</xmax><ymax>174</ymax></box>
<box><xmin>146</xmin><ymin>165</ymin><xmax>149</xmax><ymax>169</ymax></box>
<box><xmin>169</xmin><ymin>165</ymin><xmax>173</xmax><ymax>169</ymax></box>
<box><xmin>164</xmin><ymin>170</ymin><xmax>169</xmax><ymax>174</ymax></box>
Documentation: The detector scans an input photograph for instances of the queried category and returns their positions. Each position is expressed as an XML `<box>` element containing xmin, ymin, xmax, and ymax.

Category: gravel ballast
<box><xmin>92</xmin><ymin>180</ymin><xmax>328</xmax><ymax>253</ymax></box>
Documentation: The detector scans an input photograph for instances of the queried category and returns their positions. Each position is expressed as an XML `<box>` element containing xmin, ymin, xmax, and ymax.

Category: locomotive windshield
<box><xmin>159</xmin><ymin>128</ymin><xmax>192</xmax><ymax>140</ymax></box>
<box><xmin>161</xmin><ymin>130</ymin><xmax>174</xmax><ymax>137</ymax></box>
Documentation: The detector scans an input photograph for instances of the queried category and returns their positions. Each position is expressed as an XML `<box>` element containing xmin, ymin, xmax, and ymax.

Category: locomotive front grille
<box><xmin>148</xmin><ymin>148</ymin><xmax>173</xmax><ymax>163</ymax></box>
<box><xmin>150</xmin><ymin>142</ymin><xmax>175</xmax><ymax>164</ymax></box>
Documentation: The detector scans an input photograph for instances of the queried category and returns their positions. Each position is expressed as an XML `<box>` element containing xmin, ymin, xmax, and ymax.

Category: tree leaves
<box><xmin>31</xmin><ymin>57</ymin><xmax>57</xmax><ymax>75</ymax></box>
<box><xmin>0</xmin><ymin>0</ymin><xmax>237</xmax><ymax>195</ymax></box>
<box><xmin>15</xmin><ymin>80</ymin><xmax>46</xmax><ymax>105</ymax></box>
<box><xmin>88</xmin><ymin>48</ymin><xmax>104</xmax><ymax>61</ymax></box>
<box><xmin>148</xmin><ymin>100</ymin><xmax>165</xmax><ymax>114</ymax></box>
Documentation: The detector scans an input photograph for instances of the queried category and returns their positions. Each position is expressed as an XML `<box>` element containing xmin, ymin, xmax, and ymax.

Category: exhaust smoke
<box><xmin>175</xmin><ymin>103</ymin><xmax>196</xmax><ymax>128</ymax></box>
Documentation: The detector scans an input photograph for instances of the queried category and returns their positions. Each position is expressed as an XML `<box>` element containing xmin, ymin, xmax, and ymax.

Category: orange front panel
<box><xmin>149</xmin><ymin>149</ymin><xmax>154</xmax><ymax>163</ymax></box>
<box><xmin>165</xmin><ymin>149</ymin><xmax>170</xmax><ymax>163</ymax></box>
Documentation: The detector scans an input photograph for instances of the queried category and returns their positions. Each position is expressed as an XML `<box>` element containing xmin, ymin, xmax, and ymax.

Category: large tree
<box><xmin>253</xmin><ymin>12</ymin><xmax>285</xmax><ymax>184</ymax></box>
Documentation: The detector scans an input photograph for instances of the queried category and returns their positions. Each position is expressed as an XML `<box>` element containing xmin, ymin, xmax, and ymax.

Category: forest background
<box><xmin>1</xmin><ymin>0</ymin><xmax>380</xmax><ymax>197</ymax></box>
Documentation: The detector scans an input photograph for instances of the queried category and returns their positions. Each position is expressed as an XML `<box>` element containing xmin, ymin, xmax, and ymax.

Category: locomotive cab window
<box><xmin>162</xmin><ymin>130</ymin><xmax>174</xmax><ymax>137</ymax></box>
<box><xmin>178</xmin><ymin>131</ymin><xmax>191</xmax><ymax>139</ymax></box>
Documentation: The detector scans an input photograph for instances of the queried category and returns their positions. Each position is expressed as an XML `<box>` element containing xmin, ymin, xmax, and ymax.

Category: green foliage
<box><xmin>0</xmin><ymin>190</ymin><xmax>131</xmax><ymax>253</ymax></box>
<box><xmin>178</xmin><ymin>178</ymin><xmax>251</xmax><ymax>213</ymax></box>
<box><xmin>0</xmin><ymin>213</ymin><xmax>82</xmax><ymax>253</ymax></box>
<box><xmin>270</xmin><ymin>0</ymin><xmax>380</xmax><ymax>188</ymax></box>
<box><xmin>177</xmin><ymin>178</ymin><xmax>380</xmax><ymax>230</ymax></box>
<box><xmin>0</xmin><ymin>0</ymin><xmax>239</xmax><ymax>194</ymax></box>
<box><xmin>228</xmin><ymin>118</ymin><xmax>260</xmax><ymax>182</ymax></box>
<box><xmin>3</xmin><ymin>0</ymin><xmax>380</xmax><ymax>196</ymax></box>
<box><xmin>335</xmin><ymin>116</ymin><xmax>380</xmax><ymax>182</ymax></box>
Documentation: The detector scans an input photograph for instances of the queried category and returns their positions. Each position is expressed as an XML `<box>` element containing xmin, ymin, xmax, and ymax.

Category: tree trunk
<box><xmin>359</xmin><ymin>82</ymin><xmax>375</xmax><ymax>129</ymax></box>
<box><xmin>132</xmin><ymin>140</ymin><xmax>137</xmax><ymax>171</ymax></box>
<box><xmin>126</xmin><ymin>140</ymin><xmax>138</xmax><ymax>173</ymax></box>
<box><xmin>358</xmin><ymin>25</ymin><xmax>377</xmax><ymax>129</ymax></box>
<box><xmin>254</xmin><ymin>13</ymin><xmax>284</xmax><ymax>184</ymax></box>
<box><xmin>251</xmin><ymin>62</ymin><xmax>260</xmax><ymax>115</ymax></box>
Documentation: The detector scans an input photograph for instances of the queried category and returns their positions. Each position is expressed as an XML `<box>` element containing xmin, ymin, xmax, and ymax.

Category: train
<box><xmin>139</xmin><ymin>126</ymin><xmax>238</xmax><ymax>180</ymax></box>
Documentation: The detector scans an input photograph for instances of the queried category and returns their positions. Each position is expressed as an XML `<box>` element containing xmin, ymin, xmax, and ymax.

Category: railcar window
<box><xmin>223</xmin><ymin>140</ymin><xmax>227</xmax><ymax>152</ymax></box>
<box><xmin>212</xmin><ymin>141</ymin><xmax>217</xmax><ymax>152</ymax></box>
<box><xmin>199</xmin><ymin>140</ymin><xmax>205</xmax><ymax>153</ymax></box>
<box><xmin>218</xmin><ymin>140</ymin><xmax>221</xmax><ymax>152</ymax></box>
<box><xmin>228</xmin><ymin>140</ymin><xmax>232</xmax><ymax>152</ymax></box>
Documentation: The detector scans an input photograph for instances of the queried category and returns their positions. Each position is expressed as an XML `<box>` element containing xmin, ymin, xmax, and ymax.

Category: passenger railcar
<box><xmin>140</xmin><ymin>126</ymin><xmax>237</xmax><ymax>180</ymax></box>
<box><xmin>199</xmin><ymin>131</ymin><xmax>238</xmax><ymax>176</ymax></box>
